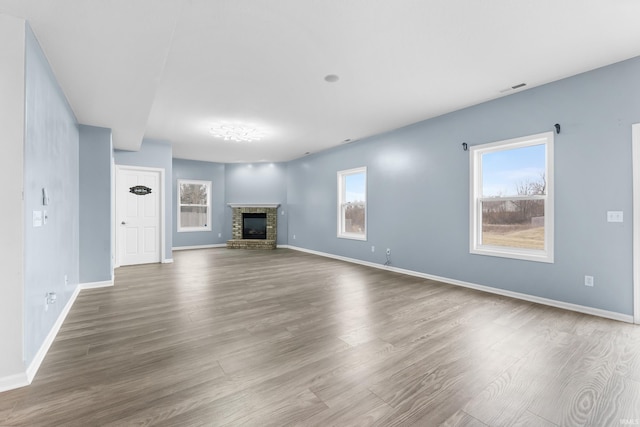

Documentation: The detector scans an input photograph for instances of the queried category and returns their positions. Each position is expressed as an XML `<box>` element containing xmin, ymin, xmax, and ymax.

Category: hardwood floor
<box><xmin>2</xmin><ymin>248</ymin><xmax>640</xmax><ymax>426</ymax></box>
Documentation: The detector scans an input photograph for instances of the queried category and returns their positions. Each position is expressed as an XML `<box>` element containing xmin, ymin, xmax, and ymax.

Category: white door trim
<box><xmin>114</xmin><ymin>165</ymin><xmax>166</xmax><ymax>267</ymax></box>
<box><xmin>632</xmin><ymin>123</ymin><xmax>640</xmax><ymax>324</ymax></box>
<box><xmin>110</xmin><ymin>155</ymin><xmax>115</xmax><ymax>275</ymax></box>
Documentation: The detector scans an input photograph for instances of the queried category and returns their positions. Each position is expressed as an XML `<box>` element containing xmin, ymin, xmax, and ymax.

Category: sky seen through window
<box><xmin>482</xmin><ymin>144</ymin><xmax>545</xmax><ymax>197</ymax></box>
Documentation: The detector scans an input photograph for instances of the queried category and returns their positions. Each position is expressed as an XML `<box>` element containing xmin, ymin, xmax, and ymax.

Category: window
<box><xmin>177</xmin><ymin>179</ymin><xmax>211</xmax><ymax>232</ymax></box>
<box><xmin>338</xmin><ymin>167</ymin><xmax>367</xmax><ymax>240</ymax></box>
<box><xmin>470</xmin><ymin>132</ymin><xmax>554</xmax><ymax>263</ymax></box>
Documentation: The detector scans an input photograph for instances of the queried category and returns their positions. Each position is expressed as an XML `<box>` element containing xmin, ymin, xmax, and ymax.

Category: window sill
<box><xmin>338</xmin><ymin>233</ymin><xmax>367</xmax><ymax>241</ymax></box>
<box><xmin>471</xmin><ymin>245</ymin><xmax>553</xmax><ymax>263</ymax></box>
<box><xmin>178</xmin><ymin>227</ymin><xmax>212</xmax><ymax>233</ymax></box>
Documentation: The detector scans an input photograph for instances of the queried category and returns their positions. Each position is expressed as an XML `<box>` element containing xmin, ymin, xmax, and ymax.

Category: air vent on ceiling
<box><xmin>499</xmin><ymin>82</ymin><xmax>527</xmax><ymax>93</ymax></box>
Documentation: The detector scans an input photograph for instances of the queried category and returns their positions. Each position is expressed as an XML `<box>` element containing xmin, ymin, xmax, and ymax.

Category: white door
<box><xmin>116</xmin><ymin>167</ymin><xmax>162</xmax><ymax>266</ymax></box>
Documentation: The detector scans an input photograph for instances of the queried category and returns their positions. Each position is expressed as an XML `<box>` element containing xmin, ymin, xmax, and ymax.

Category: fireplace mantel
<box><xmin>227</xmin><ymin>203</ymin><xmax>280</xmax><ymax>208</ymax></box>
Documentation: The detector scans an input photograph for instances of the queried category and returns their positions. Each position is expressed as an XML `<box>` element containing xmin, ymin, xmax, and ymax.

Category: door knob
<box><xmin>121</xmin><ymin>221</ymin><xmax>126</xmax><ymax>225</ymax></box>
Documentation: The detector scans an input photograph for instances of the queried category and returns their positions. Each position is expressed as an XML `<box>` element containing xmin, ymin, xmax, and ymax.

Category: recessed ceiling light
<box><xmin>209</xmin><ymin>122</ymin><xmax>266</xmax><ymax>142</ymax></box>
<box><xmin>324</xmin><ymin>74</ymin><xmax>339</xmax><ymax>83</ymax></box>
<box><xmin>342</xmin><ymin>138</ymin><xmax>352</xmax><ymax>144</ymax></box>
<box><xmin>304</xmin><ymin>152</ymin><xmax>311</xmax><ymax>155</ymax></box>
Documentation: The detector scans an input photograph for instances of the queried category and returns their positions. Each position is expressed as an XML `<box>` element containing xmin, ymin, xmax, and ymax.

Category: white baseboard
<box><xmin>287</xmin><ymin>245</ymin><xmax>634</xmax><ymax>324</ymax></box>
<box><xmin>2</xmin><ymin>278</ymin><xmax>115</xmax><ymax>393</ymax></box>
<box><xmin>26</xmin><ymin>284</ymin><xmax>82</xmax><ymax>384</ymax></box>
<box><xmin>162</xmin><ymin>258</ymin><xmax>174</xmax><ymax>264</ymax></box>
<box><xmin>80</xmin><ymin>279</ymin><xmax>113</xmax><ymax>290</ymax></box>
<box><xmin>172</xmin><ymin>244</ymin><xmax>226</xmax><ymax>251</ymax></box>
<box><xmin>0</xmin><ymin>372</ymin><xmax>29</xmax><ymax>393</ymax></box>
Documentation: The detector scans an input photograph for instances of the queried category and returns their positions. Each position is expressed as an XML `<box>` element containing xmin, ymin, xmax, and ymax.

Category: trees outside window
<box><xmin>178</xmin><ymin>179</ymin><xmax>212</xmax><ymax>232</ymax></box>
<box><xmin>338</xmin><ymin>167</ymin><xmax>367</xmax><ymax>240</ymax></box>
<box><xmin>470</xmin><ymin>132</ymin><xmax>554</xmax><ymax>263</ymax></box>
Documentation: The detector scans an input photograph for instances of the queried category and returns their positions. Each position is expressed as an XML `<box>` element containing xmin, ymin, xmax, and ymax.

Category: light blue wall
<box><xmin>0</xmin><ymin>12</ymin><xmax>27</xmax><ymax>381</ymax></box>
<box><xmin>114</xmin><ymin>140</ymin><xmax>173</xmax><ymax>261</ymax></box>
<box><xmin>288</xmin><ymin>56</ymin><xmax>640</xmax><ymax>316</ymax></box>
<box><xmin>172</xmin><ymin>159</ymin><xmax>226</xmax><ymax>247</ymax></box>
<box><xmin>225</xmin><ymin>163</ymin><xmax>289</xmax><ymax>245</ymax></box>
<box><xmin>23</xmin><ymin>24</ymin><xmax>79</xmax><ymax>366</ymax></box>
<box><xmin>79</xmin><ymin>125</ymin><xmax>112</xmax><ymax>283</ymax></box>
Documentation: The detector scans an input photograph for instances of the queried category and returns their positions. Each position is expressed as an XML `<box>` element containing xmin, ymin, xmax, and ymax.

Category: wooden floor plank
<box><xmin>440</xmin><ymin>410</ymin><xmax>489</xmax><ymax>427</ymax></box>
<box><xmin>527</xmin><ymin>329</ymin><xmax>620</xmax><ymax>425</ymax></box>
<box><xmin>586</xmin><ymin>374</ymin><xmax>640</xmax><ymax>426</ymax></box>
<box><xmin>1</xmin><ymin>248</ymin><xmax>640</xmax><ymax>426</ymax></box>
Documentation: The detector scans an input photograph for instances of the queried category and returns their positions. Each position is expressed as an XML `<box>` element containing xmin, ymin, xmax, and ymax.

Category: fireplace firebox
<box><xmin>227</xmin><ymin>203</ymin><xmax>279</xmax><ymax>249</ymax></box>
<box><xmin>242</xmin><ymin>213</ymin><xmax>267</xmax><ymax>240</ymax></box>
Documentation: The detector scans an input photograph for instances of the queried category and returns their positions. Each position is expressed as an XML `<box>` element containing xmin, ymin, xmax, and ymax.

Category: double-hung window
<box><xmin>337</xmin><ymin>167</ymin><xmax>367</xmax><ymax>240</ymax></box>
<box><xmin>177</xmin><ymin>179</ymin><xmax>212</xmax><ymax>232</ymax></box>
<box><xmin>470</xmin><ymin>132</ymin><xmax>554</xmax><ymax>263</ymax></box>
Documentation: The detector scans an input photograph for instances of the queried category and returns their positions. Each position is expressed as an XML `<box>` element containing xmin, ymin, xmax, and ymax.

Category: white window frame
<box><xmin>337</xmin><ymin>167</ymin><xmax>367</xmax><ymax>241</ymax></box>
<box><xmin>470</xmin><ymin>132</ymin><xmax>554</xmax><ymax>263</ymax></box>
<box><xmin>177</xmin><ymin>179</ymin><xmax>212</xmax><ymax>232</ymax></box>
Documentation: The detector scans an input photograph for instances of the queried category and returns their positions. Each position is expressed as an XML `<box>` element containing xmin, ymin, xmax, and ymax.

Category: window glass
<box><xmin>178</xmin><ymin>180</ymin><xmax>211</xmax><ymax>232</ymax></box>
<box><xmin>338</xmin><ymin>168</ymin><xmax>367</xmax><ymax>240</ymax></box>
<box><xmin>470</xmin><ymin>133</ymin><xmax>553</xmax><ymax>262</ymax></box>
<box><xmin>481</xmin><ymin>144</ymin><xmax>546</xmax><ymax>197</ymax></box>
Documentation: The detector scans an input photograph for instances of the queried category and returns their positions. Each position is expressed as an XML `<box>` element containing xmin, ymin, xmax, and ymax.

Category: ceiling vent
<box><xmin>499</xmin><ymin>82</ymin><xmax>527</xmax><ymax>93</ymax></box>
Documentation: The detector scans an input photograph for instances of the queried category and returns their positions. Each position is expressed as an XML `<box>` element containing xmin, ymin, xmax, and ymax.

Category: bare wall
<box><xmin>287</xmin><ymin>56</ymin><xmax>640</xmax><ymax>316</ymax></box>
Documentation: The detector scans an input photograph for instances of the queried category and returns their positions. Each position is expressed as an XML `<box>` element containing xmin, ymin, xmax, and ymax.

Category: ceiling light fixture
<box><xmin>209</xmin><ymin>123</ymin><xmax>265</xmax><ymax>142</ymax></box>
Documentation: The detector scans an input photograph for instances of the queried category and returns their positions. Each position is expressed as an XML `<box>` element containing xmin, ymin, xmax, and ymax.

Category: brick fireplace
<box><xmin>226</xmin><ymin>204</ymin><xmax>279</xmax><ymax>249</ymax></box>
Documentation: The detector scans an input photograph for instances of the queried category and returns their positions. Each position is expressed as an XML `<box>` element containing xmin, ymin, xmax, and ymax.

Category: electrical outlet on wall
<box><xmin>607</xmin><ymin>211</ymin><xmax>623</xmax><ymax>223</ymax></box>
<box><xmin>584</xmin><ymin>275</ymin><xmax>594</xmax><ymax>287</ymax></box>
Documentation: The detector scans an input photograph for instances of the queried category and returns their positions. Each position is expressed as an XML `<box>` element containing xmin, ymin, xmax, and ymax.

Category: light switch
<box><xmin>607</xmin><ymin>211</ymin><xmax>623</xmax><ymax>223</ymax></box>
<box><xmin>33</xmin><ymin>210</ymin><xmax>43</xmax><ymax>227</ymax></box>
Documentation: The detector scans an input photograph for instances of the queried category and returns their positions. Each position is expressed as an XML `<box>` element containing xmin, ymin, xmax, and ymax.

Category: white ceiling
<box><xmin>2</xmin><ymin>1</ymin><xmax>640</xmax><ymax>163</ymax></box>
